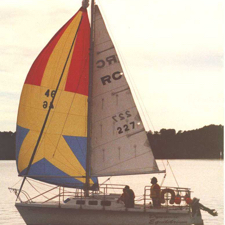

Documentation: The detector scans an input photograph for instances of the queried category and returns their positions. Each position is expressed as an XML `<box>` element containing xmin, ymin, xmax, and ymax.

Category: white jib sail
<box><xmin>90</xmin><ymin>5</ymin><xmax>160</xmax><ymax>176</ymax></box>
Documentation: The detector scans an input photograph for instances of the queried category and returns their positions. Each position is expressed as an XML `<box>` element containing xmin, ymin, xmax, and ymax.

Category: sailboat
<box><xmin>10</xmin><ymin>0</ymin><xmax>215</xmax><ymax>224</ymax></box>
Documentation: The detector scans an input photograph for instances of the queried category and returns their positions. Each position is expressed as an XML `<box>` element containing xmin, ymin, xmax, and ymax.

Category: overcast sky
<box><xmin>0</xmin><ymin>0</ymin><xmax>223</xmax><ymax>132</ymax></box>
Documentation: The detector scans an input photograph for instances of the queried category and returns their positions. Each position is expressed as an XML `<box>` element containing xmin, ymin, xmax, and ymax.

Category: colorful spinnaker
<box><xmin>16</xmin><ymin>7</ymin><xmax>97</xmax><ymax>188</ymax></box>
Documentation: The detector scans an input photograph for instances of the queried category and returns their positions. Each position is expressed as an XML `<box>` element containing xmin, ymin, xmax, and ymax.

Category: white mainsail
<box><xmin>90</xmin><ymin>5</ymin><xmax>160</xmax><ymax>176</ymax></box>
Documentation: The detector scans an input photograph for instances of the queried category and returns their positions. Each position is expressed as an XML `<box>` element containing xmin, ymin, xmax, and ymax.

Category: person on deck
<box><xmin>150</xmin><ymin>177</ymin><xmax>161</xmax><ymax>207</ymax></box>
<box><xmin>117</xmin><ymin>185</ymin><xmax>135</xmax><ymax>208</ymax></box>
<box><xmin>125</xmin><ymin>185</ymin><xmax>135</xmax><ymax>208</ymax></box>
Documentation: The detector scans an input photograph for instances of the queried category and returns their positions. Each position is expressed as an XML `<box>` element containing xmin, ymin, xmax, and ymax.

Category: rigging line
<box><xmin>16</xmin><ymin>16</ymin><xmax>84</xmax><ymax>201</ymax></box>
<box><xmin>97</xmin><ymin>2</ymin><xmax>153</xmax><ymax>133</ymax></box>
<box><xmin>26</xmin><ymin>180</ymin><xmax>59</xmax><ymax>196</ymax></box>
<box><xmin>160</xmin><ymin>173</ymin><xmax>167</xmax><ymax>186</ymax></box>
<box><xmin>167</xmin><ymin>160</ymin><xmax>179</xmax><ymax>187</ymax></box>
<box><xmin>99</xmin><ymin>177</ymin><xmax>111</xmax><ymax>186</ymax></box>
<box><xmin>108</xmin><ymin>29</ymin><xmax>155</xmax><ymax>133</ymax></box>
<box><xmin>11</xmin><ymin>178</ymin><xmax>23</xmax><ymax>188</ymax></box>
<box><xmin>162</xmin><ymin>160</ymin><xmax>167</xmax><ymax>170</ymax></box>
<box><xmin>28</xmin><ymin>178</ymin><xmax>56</xmax><ymax>188</ymax></box>
<box><xmin>121</xmin><ymin>62</ymin><xmax>152</xmax><ymax>132</ymax></box>
<box><xmin>26</xmin><ymin>179</ymin><xmax>49</xmax><ymax>200</ymax></box>
<box><xmin>119</xmin><ymin>56</ymin><xmax>154</xmax><ymax>133</ymax></box>
<box><xmin>159</xmin><ymin>160</ymin><xmax>168</xmax><ymax>186</ymax></box>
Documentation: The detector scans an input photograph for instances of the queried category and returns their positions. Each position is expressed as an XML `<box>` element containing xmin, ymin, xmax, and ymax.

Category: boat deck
<box><xmin>15</xmin><ymin>194</ymin><xmax>190</xmax><ymax>215</ymax></box>
<box><xmin>10</xmin><ymin>183</ymin><xmax>192</xmax><ymax>214</ymax></box>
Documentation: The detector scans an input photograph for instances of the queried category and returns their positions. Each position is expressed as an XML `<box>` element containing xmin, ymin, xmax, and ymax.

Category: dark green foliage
<box><xmin>0</xmin><ymin>125</ymin><xmax>223</xmax><ymax>159</ymax></box>
<box><xmin>147</xmin><ymin>125</ymin><xmax>223</xmax><ymax>159</ymax></box>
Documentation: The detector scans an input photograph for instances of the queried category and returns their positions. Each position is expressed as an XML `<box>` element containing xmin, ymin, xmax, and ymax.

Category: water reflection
<box><xmin>1</xmin><ymin>160</ymin><xmax>223</xmax><ymax>225</ymax></box>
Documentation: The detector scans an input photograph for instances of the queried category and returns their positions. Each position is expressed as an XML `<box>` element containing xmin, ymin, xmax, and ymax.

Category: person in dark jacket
<box><xmin>117</xmin><ymin>185</ymin><xmax>135</xmax><ymax>208</ymax></box>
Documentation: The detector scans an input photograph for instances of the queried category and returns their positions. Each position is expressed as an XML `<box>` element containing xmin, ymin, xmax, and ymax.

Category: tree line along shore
<box><xmin>0</xmin><ymin>124</ymin><xmax>223</xmax><ymax>160</ymax></box>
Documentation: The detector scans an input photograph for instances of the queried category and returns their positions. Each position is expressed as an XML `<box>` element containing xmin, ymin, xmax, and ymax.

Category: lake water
<box><xmin>0</xmin><ymin>160</ymin><xmax>223</xmax><ymax>225</ymax></box>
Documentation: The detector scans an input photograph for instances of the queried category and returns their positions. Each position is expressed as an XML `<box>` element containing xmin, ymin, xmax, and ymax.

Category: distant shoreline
<box><xmin>0</xmin><ymin>124</ymin><xmax>223</xmax><ymax>160</ymax></box>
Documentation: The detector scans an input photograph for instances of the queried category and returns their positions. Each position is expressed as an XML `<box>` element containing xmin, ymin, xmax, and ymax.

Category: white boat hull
<box><xmin>16</xmin><ymin>203</ymin><xmax>193</xmax><ymax>225</ymax></box>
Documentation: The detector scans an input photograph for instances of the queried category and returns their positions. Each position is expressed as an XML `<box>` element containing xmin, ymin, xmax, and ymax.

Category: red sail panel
<box><xmin>65</xmin><ymin>9</ymin><xmax>90</xmax><ymax>96</ymax></box>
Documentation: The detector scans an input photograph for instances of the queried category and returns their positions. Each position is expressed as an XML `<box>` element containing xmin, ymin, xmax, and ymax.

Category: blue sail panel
<box><xmin>20</xmin><ymin>158</ymin><xmax>84</xmax><ymax>188</ymax></box>
<box><xmin>16</xmin><ymin>125</ymin><xmax>29</xmax><ymax>169</ymax></box>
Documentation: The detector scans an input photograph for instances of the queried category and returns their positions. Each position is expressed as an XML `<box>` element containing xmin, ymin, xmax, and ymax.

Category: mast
<box><xmin>85</xmin><ymin>0</ymin><xmax>95</xmax><ymax>196</ymax></box>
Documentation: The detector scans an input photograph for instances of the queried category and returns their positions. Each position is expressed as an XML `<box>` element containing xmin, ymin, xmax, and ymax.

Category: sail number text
<box><xmin>112</xmin><ymin>110</ymin><xmax>135</xmax><ymax>134</ymax></box>
<box><xmin>112</xmin><ymin>110</ymin><xmax>131</xmax><ymax>122</ymax></box>
<box><xmin>43</xmin><ymin>89</ymin><xmax>56</xmax><ymax>109</ymax></box>
<box><xmin>117</xmin><ymin>122</ymin><xmax>135</xmax><ymax>134</ymax></box>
